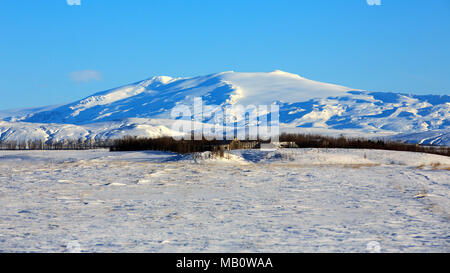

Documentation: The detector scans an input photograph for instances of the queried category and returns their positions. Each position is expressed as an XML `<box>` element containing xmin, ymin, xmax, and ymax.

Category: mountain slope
<box><xmin>1</xmin><ymin>71</ymin><xmax>449</xmax><ymax>144</ymax></box>
<box><xmin>0</xmin><ymin>118</ymin><xmax>183</xmax><ymax>143</ymax></box>
<box><xmin>389</xmin><ymin>130</ymin><xmax>450</xmax><ymax>146</ymax></box>
<box><xmin>7</xmin><ymin>71</ymin><xmax>354</xmax><ymax>125</ymax></box>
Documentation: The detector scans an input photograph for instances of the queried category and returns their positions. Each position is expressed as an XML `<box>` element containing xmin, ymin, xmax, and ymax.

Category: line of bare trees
<box><xmin>278</xmin><ymin>133</ymin><xmax>450</xmax><ymax>157</ymax></box>
<box><xmin>109</xmin><ymin>134</ymin><xmax>450</xmax><ymax>157</ymax></box>
<box><xmin>0</xmin><ymin>139</ymin><xmax>112</xmax><ymax>150</ymax></box>
<box><xmin>1</xmin><ymin>134</ymin><xmax>448</xmax><ymax>157</ymax></box>
<box><xmin>109</xmin><ymin>136</ymin><xmax>258</xmax><ymax>154</ymax></box>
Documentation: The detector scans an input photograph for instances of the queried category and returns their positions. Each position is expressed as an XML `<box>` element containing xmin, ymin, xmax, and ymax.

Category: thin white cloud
<box><xmin>70</xmin><ymin>70</ymin><xmax>102</xmax><ymax>83</ymax></box>
<box><xmin>67</xmin><ymin>0</ymin><xmax>81</xmax><ymax>6</ymax></box>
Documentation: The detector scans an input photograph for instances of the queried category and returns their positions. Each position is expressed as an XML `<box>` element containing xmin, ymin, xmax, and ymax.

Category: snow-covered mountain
<box><xmin>388</xmin><ymin>130</ymin><xmax>450</xmax><ymax>146</ymax></box>
<box><xmin>6</xmin><ymin>71</ymin><xmax>353</xmax><ymax>124</ymax></box>
<box><xmin>1</xmin><ymin>71</ymin><xmax>449</xmax><ymax>145</ymax></box>
<box><xmin>0</xmin><ymin>118</ymin><xmax>184</xmax><ymax>144</ymax></box>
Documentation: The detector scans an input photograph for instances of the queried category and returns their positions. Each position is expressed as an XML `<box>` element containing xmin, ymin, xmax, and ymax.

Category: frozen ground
<box><xmin>0</xmin><ymin>148</ymin><xmax>449</xmax><ymax>252</ymax></box>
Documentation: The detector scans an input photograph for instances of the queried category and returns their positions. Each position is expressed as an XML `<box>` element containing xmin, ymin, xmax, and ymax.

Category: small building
<box><xmin>260</xmin><ymin>143</ymin><xmax>278</xmax><ymax>151</ymax></box>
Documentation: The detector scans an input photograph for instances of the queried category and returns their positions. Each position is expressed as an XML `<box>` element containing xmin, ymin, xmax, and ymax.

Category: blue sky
<box><xmin>0</xmin><ymin>0</ymin><xmax>449</xmax><ymax>110</ymax></box>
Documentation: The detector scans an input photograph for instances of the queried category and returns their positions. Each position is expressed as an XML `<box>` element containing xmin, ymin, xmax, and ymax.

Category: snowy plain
<box><xmin>0</xmin><ymin>148</ymin><xmax>448</xmax><ymax>252</ymax></box>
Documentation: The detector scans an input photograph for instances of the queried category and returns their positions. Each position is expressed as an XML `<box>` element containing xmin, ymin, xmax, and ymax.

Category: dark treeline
<box><xmin>110</xmin><ymin>136</ymin><xmax>258</xmax><ymax>156</ymax></box>
<box><xmin>110</xmin><ymin>134</ymin><xmax>450</xmax><ymax>157</ymax></box>
<box><xmin>279</xmin><ymin>133</ymin><xmax>450</xmax><ymax>157</ymax></box>
<box><xmin>1</xmin><ymin>134</ymin><xmax>449</xmax><ymax>157</ymax></box>
<box><xmin>0</xmin><ymin>139</ymin><xmax>112</xmax><ymax>150</ymax></box>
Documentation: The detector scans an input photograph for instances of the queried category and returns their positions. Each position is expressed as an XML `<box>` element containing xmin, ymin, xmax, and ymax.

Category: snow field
<box><xmin>0</xmin><ymin>148</ymin><xmax>448</xmax><ymax>252</ymax></box>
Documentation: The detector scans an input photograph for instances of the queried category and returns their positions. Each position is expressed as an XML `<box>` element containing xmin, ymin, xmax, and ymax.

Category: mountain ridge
<box><xmin>1</xmin><ymin>71</ymin><xmax>449</xmax><ymax>145</ymax></box>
